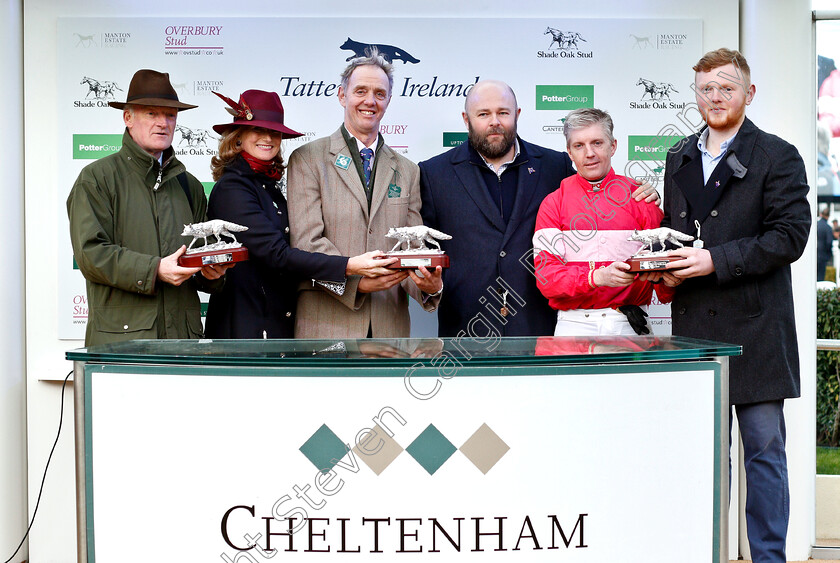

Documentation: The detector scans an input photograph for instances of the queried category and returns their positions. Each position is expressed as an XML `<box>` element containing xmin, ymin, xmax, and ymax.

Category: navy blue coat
<box><xmin>419</xmin><ymin>139</ymin><xmax>575</xmax><ymax>337</ymax></box>
<box><xmin>205</xmin><ymin>156</ymin><xmax>348</xmax><ymax>338</ymax></box>
<box><xmin>662</xmin><ymin>118</ymin><xmax>811</xmax><ymax>404</ymax></box>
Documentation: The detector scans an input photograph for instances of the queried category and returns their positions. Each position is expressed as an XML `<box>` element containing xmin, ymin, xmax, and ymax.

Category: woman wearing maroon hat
<box><xmin>204</xmin><ymin>89</ymin><xmax>394</xmax><ymax>338</ymax></box>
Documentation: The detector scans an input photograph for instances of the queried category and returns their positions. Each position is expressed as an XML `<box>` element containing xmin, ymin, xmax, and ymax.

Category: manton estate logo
<box><xmin>629</xmin><ymin>34</ymin><xmax>654</xmax><ymax>49</ymax></box>
<box><xmin>73</xmin><ymin>31</ymin><xmax>131</xmax><ymax>48</ymax></box>
<box><xmin>340</xmin><ymin>38</ymin><xmax>420</xmax><ymax>64</ymax></box>
<box><xmin>628</xmin><ymin>31</ymin><xmax>689</xmax><ymax>50</ymax></box>
<box><xmin>538</xmin><ymin>27</ymin><xmax>593</xmax><ymax>59</ymax></box>
<box><xmin>535</xmin><ymin>85</ymin><xmax>594</xmax><ymax>110</ymax></box>
<box><xmin>73</xmin><ymin>33</ymin><xmax>97</xmax><ymax>47</ymax></box>
<box><xmin>192</xmin><ymin>79</ymin><xmax>223</xmax><ymax>95</ymax></box>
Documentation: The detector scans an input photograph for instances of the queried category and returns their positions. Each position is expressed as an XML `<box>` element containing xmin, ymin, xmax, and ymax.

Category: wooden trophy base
<box><xmin>384</xmin><ymin>252</ymin><xmax>450</xmax><ymax>269</ymax></box>
<box><xmin>178</xmin><ymin>246</ymin><xmax>249</xmax><ymax>267</ymax></box>
<box><xmin>626</xmin><ymin>254</ymin><xmax>682</xmax><ymax>273</ymax></box>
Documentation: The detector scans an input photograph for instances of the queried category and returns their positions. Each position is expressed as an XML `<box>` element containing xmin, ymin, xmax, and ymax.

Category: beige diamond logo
<box><xmin>352</xmin><ymin>424</ymin><xmax>404</xmax><ymax>475</ymax></box>
<box><xmin>459</xmin><ymin>423</ymin><xmax>510</xmax><ymax>474</ymax></box>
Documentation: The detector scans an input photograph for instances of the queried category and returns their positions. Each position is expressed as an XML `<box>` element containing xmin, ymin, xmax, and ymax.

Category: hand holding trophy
<box><xmin>383</xmin><ymin>225</ymin><xmax>451</xmax><ymax>269</ymax></box>
<box><xmin>177</xmin><ymin>219</ymin><xmax>250</xmax><ymax>267</ymax></box>
<box><xmin>625</xmin><ymin>227</ymin><xmax>697</xmax><ymax>272</ymax></box>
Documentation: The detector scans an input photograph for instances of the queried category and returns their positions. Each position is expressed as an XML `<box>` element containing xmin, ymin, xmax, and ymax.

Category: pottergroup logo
<box><xmin>73</xmin><ymin>134</ymin><xmax>122</xmax><ymax>159</ymax></box>
<box><xmin>627</xmin><ymin>135</ymin><xmax>683</xmax><ymax>161</ymax></box>
<box><xmin>537</xmin><ymin>26</ymin><xmax>593</xmax><ymax>59</ymax></box>
<box><xmin>535</xmin><ymin>85</ymin><xmax>594</xmax><ymax>110</ymax></box>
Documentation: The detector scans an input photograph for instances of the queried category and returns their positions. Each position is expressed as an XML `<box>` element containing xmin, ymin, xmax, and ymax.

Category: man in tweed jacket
<box><xmin>287</xmin><ymin>50</ymin><xmax>442</xmax><ymax>338</ymax></box>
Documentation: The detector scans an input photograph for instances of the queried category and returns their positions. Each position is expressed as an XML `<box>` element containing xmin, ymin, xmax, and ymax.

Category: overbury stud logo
<box><xmin>340</xmin><ymin>37</ymin><xmax>420</xmax><ymax>64</ymax></box>
<box><xmin>544</xmin><ymin>27</ymin><xmax>587</xmax><ymax>51</ymax></box>
<box><xmin>175</xmin><ymin>125</ymin><xmax>217</xmax><ymax>148</ymax></box>
<box><xmin>80</xmin><ymin>76</ymin><xmax>123</xmax><ymax>100</ymax></box>
<box><xmin>637</xmin><ymin>78</ymin><xmax>679</xmax><ymax>101</ymax></box>
<box><xmin>629</xmin><ymin>34</ymin><xmax>654</xmax><ymax>49</ymax></box>
<box><xmin>74</xmin><ymin>33</ymin><xmax>97</xmax><ymax>47</ymax></box>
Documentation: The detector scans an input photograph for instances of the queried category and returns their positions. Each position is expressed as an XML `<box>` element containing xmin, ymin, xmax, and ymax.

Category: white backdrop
<box><xmin>56</xmin><ymin>16</ymin><xmax>703</xmax><ymax>338</ymax></box>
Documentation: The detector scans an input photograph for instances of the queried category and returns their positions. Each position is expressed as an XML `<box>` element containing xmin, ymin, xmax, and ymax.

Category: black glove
<box><xmin>618</xmin><ymin>305</ymin><xmax>650</xmax><ymax>335</ymax></box>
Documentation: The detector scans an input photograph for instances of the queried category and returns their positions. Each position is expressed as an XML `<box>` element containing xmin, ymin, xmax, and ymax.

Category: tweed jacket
<box><xmin>419</xmin><ymin>138</ymin><xmax>575</xmax><ymax>337</ymax></box>
<box><xmin>662</xmin><ymin>117</ymin><xmax>811</xmax><ymax>404</ymax></box>
<box><xmin>287</xmin><ymin>127</ymin><xmax>438</xmax><ymax>338</ymax></box>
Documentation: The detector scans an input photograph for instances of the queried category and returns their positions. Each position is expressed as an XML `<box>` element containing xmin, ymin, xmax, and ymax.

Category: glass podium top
<box><xmin>67</xmin><ymin>336</ymin><xmax>741</xmax><ymax>368</ymax></box>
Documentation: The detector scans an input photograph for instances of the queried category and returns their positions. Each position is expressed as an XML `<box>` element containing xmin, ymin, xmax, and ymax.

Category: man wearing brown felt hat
<box><xmin>68</xmin><ymin>69</ymin><xmax>229</xmax><ymax>345</ymax></box>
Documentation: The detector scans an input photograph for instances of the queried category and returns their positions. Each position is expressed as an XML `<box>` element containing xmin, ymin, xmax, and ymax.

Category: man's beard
<box><xmin>468</xmin><ymin>120</ymin><xmax>517</xmax><ymax>159</ymax></box>
<box><xmin>702</xmin><ymin>103</ymin><xmax>746</xmax><ymax>131</ymax></box>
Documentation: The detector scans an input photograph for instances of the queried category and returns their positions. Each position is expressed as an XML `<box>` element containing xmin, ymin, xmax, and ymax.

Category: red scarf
<box><xmin>241</xmin><ymin>151</ymin><xmax>283</xmax><ymax>180</ymax></box>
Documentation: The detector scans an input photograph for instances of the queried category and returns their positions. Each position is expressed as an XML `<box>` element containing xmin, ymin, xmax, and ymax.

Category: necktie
<box><xmin>360</xmin><ymin>148</ymin><xmax>373</xmax><ymax>187</ymax></box>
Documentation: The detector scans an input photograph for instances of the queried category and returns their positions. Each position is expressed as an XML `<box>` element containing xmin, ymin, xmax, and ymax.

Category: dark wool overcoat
<box><xmin>419</xmin><ymin>138</ymin><xmax>575</xmax><ymax>337</ymax></box>
<box><xmin>205</xmin><ymin>156</ymin><xmax>347</xmax><ymax>339</ymax></box>
<box><xmin>662</xmin><ymin>118</ymin><xmax>811</xmax><ymax>405</ymax></box>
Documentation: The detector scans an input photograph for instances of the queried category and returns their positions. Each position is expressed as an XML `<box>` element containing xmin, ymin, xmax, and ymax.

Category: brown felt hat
<box><xmin>109</xmin><ymin>69</ymin><xmax>197</xmax><ymax>111</ymax></box>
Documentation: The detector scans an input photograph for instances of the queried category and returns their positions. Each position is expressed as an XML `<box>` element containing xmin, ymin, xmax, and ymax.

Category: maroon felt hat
<box><xmin>211</xmin><ymin>90</ymin><xmax>303</xmax><ymax>138</ymax></box>
<box><xmin>109</xmin><ymin>69</ymin><xmax>197</xmax><ymax>111</ymax></box>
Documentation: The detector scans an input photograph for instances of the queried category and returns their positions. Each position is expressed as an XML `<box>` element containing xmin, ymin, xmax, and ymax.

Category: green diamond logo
<box><xmin>300</xmin><ymin>424</ymin><xmax>348</xmax><ymax>474</ymax></box>
<box><xmin>406</xmin><ymin>424</ymin><xmax>456</xmax><ymax>475</ymax></box>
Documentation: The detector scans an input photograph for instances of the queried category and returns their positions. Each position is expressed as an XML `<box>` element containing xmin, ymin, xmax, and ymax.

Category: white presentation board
<box><xmin>82</xmin><ymin>360</ymin><xmax>724</xmax><ymax>562</ymax></box>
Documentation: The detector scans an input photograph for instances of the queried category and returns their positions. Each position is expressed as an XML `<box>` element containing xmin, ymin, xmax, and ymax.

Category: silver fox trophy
<box><xmin>625</xmin><ymin>227</ymin><xmax>696</xmax><ymax>273</ymax></box>
<box><xmin>178</xmin><ymin>219</ymin><xmax>250</xmax><ymax>267</ymax></box>
<box><xmin>383</xmin><ymin>225</ymin><xmax>451</xmax><ymax>269</ymax></box>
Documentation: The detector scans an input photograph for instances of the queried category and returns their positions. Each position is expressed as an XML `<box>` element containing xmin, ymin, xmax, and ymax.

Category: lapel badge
<box><xmin>715</xmin><ymin>180</ymin><xmax>720</xmax><ymax>187</ymax></box>
<box><xmin>528</xmin><ymin>167</ymin><xmax>536</xmax><ymax>174</ymax></box>
<box><xmin>334</xmin><ymin>154</ymin><xmax>351</xmax><ymax>170</ymax></box>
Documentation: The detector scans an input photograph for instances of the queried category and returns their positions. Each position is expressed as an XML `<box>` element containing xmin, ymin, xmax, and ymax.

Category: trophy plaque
<box><xmin>383</xmin><ymin>225</ymin><xmax>451</xmax><ymax>270</ymax></box>
<box><xmin>625</xmin><ymin>227</ymin><xmax>695</xmax><ymax>273</ymax></box>
<box><xmin>177</xmin><ymin>220</ymin><xmax>250</xmax><ymax>267</ymax></box>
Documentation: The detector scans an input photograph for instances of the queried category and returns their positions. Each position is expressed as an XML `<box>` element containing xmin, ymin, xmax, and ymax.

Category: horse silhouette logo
<box><xmin>340</xmin><ymin>38</ymin><xmax>420</xmax><ymax>64</ymax></box>
<box><xmin>544</xmin><ymin>27</ymin><xmax>587</xmax><ymax>51</ymax></box>
<box><xmin>176</xmin><ymin>125</ymin><xmax>217</xmax><ymax>148</ymax></box>
<box><xmin>636</xmin><ymin>78</ymin><xmax>679</xmax><ymax>101</ymax></box>
<box><xmin>74</xmin><ymin>33</ymin><xmax>97</xmax><ymax>47</ymax></box>
<box><xmin>629</xmin><ymin>34</ymin><xmax>654</xmax><ymax>49</ymax></box>
<box><xmin>80</xmin><ymin>76</ymin><xmax>122</xmax><ymax>100</ymax></box>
